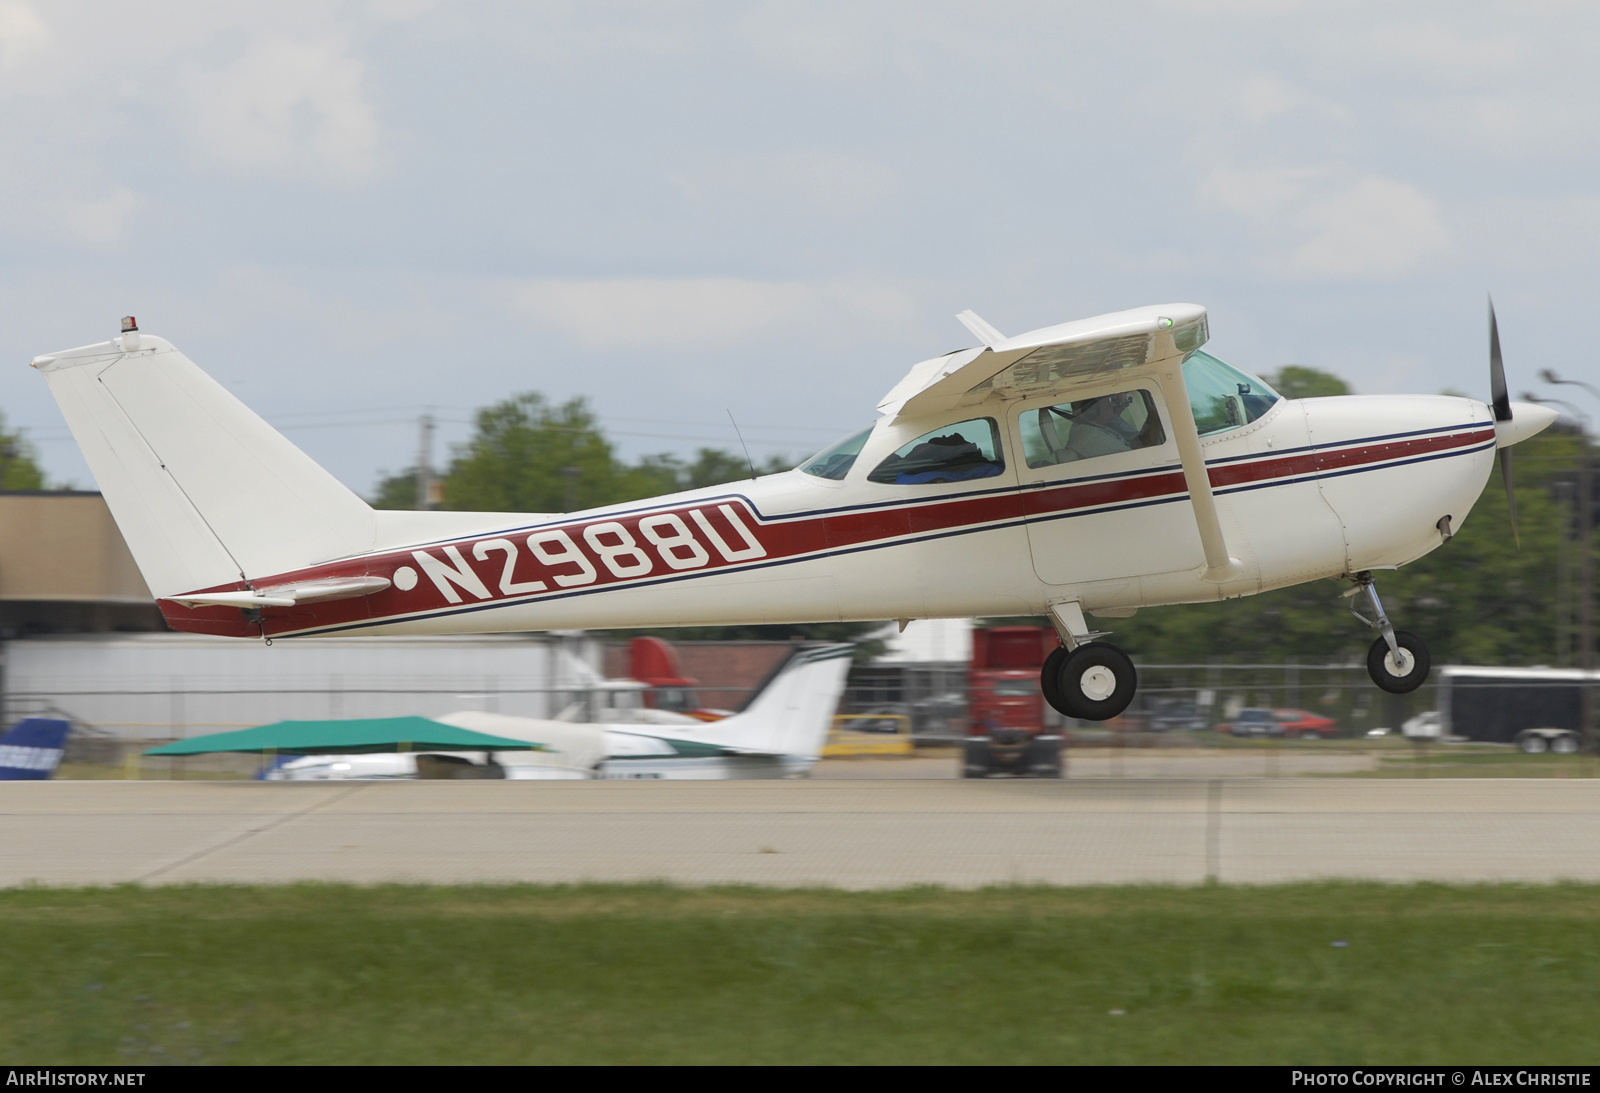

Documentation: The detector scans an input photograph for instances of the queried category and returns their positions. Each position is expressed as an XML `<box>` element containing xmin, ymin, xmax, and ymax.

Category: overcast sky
<box><xmin>3</xmin><ymin>1</ymin><xmax>1598</xmax><ymax>494</ymax></box>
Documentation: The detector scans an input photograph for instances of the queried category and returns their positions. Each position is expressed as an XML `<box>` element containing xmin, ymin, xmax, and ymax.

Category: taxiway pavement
<box><xmin>4</xmin><ymin>777</ymin><xmax>1598</xmax><ymax>888</ymax></box>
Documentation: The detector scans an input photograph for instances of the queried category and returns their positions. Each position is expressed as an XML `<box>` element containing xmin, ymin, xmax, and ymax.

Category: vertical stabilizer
<box><xmin>32</xmin><ymin>334</ymin><xmax>375</xmax><ymax>597</ymax></box>
<box><xmin>691</xmin><ymin>644</ymin><xmax>854</xmax><ymax>759</ymax></box>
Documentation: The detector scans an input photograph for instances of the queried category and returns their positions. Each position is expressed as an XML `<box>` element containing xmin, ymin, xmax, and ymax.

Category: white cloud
<box><xmin>738</xmin><ymin>4</ymin><xmax>879</xmax><ymax>79</ymax></box>
<box><xmin>505</xmin><ymin>276</ymin><xmax>918</xmax><ymax>351</ymax></box>
<box><xmin>669</xmin><ymin>150</ymin><xmax>898</xmax><ymax>219</ymax></box>
<box><xmin>1320</xmin><ymin>19</ymin><xmax>1534</xmax><ymax>84</ymax></box>
<box><xmin>184</xmin><ymin>33</ymin><xmax>380</xmax><ymax>184</ymax></box>
<box><xmin>63</xmin><ymin>187</ymin><xmax>139</xmax><ymax>245</ymax></box>
<box><xmin>1200</xmin><ymin>165</ymin><xmax>1322</xmax><ymax>219</ymax></box>
<box><xmin>1289</xmin><ymin>177</ymin><xmax>1451</xmax><ymax>278</ymax></box>
<box><xmin>1400</xmin><ymin>93</ymin><xmax>1594</xmax><ymax>157</ymax></box>
<box><xmin>1200</xmin><ymin>165</ymin><xmax>1451</xmax><ymax>279</ymax></box>
<box><xmin>1460</xmin><ymin>195</ymin><xmax>1600</xmax><ymax>270</ymax></box>
<box><xmin>779</xmin><ymin>151</ymin><xmax>896</xmax><ymax>215</ymax></box>
<box><xmin>0</xmin><ymin>1</ymin><xmax>48</xmax><ymax>73</ymax></box>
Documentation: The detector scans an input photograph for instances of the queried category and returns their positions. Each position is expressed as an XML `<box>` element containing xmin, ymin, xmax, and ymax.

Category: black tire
<box><xmin>1026</xmin><ymin>735</ymin><xmax>1063</xmax><ymax>778</ymax></box>
<box><xmin>1040</xmin><ymin>646</ymin><xmax>1071</xmax><ymax>716</ymax></box>
<box><xmin>1052</xmin><ymin>643</ymin><xmax>1138</xmax><ymax>722</ymax></box>
<box><xmin>1366</xmin><ymin>631</ymin><xmax>1431</xmax><ymax>694</ymax></box>
<box><xmin>962</xmin><ymin>739</ymin><xmax>992</xmax><ymax>778</ymax></box>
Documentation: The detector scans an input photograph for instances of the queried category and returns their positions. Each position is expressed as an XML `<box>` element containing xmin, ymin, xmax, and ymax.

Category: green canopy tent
<box><xmin>145</xmin><ymin>716</ymin><xmax>546</xmax><ymax>757</ymax></box>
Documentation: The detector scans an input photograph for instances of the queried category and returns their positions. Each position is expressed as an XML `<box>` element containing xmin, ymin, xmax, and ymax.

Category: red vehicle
<box><xmin>1272</xmin><ymin>708</ymin><xmax>1336</xmax><ymax>739</ymax></box>
<box><xmin>627</xmin><ymin>637</ymin><xmax>729</xmax><ymax>721</ymax></box>
<box><xmin>1217</xmin><ymin>707</ymin><xmax>1336</xmax><ymax>739</ymax></box>
<box><xmin>964</xmin><ymin>626</ymin><xmax>1063</xmax><ymax>777</ymax></box>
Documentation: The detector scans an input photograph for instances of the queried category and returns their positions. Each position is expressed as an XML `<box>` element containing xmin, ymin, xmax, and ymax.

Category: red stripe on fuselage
<box><xmin>159</xmin><ymin>424</ymin><xmax>1494</xmax><ymax>638</ymax></box>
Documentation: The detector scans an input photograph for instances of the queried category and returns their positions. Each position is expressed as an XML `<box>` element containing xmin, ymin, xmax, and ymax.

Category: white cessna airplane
<box><xmin>32</xmin><ymin>302</ymin><xmax>1553</xmax><ymax>721</ymax></box>
<box><xmin>271</xmin><ymin>642</ymin><xmax>854</xmax><ymax>781</ymax></box>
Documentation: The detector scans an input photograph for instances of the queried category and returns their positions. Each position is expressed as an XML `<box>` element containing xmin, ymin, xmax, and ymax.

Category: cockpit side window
<box><xmin>799</xmin><ymin>425</ymin><xmax>874</xmax><ymax>480</ymax></box>
<box><xmin>1182</xmin><ymin>350</ymin><xmax>1282</xmax><ymax>435</ymax></box>
<box><xmin>1017</xmin><ymin>388</ymin><xmax>1166</xmax><ymax>469</ymax></box>
<box><xmin>867</xmin><ymin>418</ymin><xmax>1005</xmax><ymax>485</ymax></box>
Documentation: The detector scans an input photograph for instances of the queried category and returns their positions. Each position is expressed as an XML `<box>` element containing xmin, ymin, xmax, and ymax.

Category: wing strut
<box><xmin>1153</xmin><ymin>359</ymin><xmax>1244</xmax><ymax>583</ymax></box>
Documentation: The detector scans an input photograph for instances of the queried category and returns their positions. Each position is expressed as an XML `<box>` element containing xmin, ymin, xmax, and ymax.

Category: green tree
<box><xmin>0</xmin><ymin>416</ymin><xmax>45</xmax><ymax>489</ymax></box>
<box><xmin>1267</xmin><ymin>365</ymin><xmax>1350</xmax><ymax>399</ymax></box>
<box><xmin>370</xmin><ymin>469</ymin><xmax>419</xmax><ymax>510</ymax></box>
<box><xmin>443</xmin><ymin>393</ymin><xmax>622</xmax><ymax>512</ymax></box>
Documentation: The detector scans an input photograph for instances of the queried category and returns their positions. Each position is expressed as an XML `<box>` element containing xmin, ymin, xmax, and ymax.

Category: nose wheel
<box><xmin>1347</xmin><ymin>573</ymin><xmax>1431</xmax><ymax>694</ymax></box>
<box><xmin>1040</xmin><ymin>642</ymin><xmax>1138</xmax><ymax>721</ymax></box>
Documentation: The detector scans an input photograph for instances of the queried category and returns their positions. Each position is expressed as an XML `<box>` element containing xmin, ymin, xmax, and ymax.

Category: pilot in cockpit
<box><xmin>1066</xmin><ymin>393</ymin><xmax>1136</xmax><ymax>459</ymax></box>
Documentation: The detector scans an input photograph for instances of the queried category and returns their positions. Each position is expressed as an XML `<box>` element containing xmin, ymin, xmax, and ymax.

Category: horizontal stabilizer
<box><xmin>169</xmin><ymin>576</ymin><xmax>391</xmax><ymax>610</ymax></box>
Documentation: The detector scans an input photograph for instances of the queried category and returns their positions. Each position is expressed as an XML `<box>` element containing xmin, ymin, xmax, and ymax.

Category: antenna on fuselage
<box><xmin>727</xmin><ymin>409</ymin><xmax>757</xmax><ymax>480</ymax></box>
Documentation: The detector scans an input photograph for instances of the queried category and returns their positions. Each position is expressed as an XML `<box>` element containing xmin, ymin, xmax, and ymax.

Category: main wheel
<box><xmin>1552</xmin><ymin>734</ymin><xmax>1580</xmax><ymax>755</ymax></box>
<box><xmin>1052</xmin><ymin>643</ymin><xmax>1137</xmax><ymax>722</ymax></box>
<box><xmin>1366</xmin><ymin>631</ymin><xmax>1430</xmax><ymax>694</ymax></box>
<box><xmin>1040</xmin><ymin>646</ymin><xmax>1070</xmax><ymax>716</ymax></box>
<box><xmin>1518</xmin><ymin>733</ymin><xmax>1549</xmax><ymax>755</ymax></box>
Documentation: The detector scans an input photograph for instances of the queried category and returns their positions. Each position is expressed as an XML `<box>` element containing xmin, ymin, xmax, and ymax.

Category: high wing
<box><xmin>879</xmin><ymin>303</ymin><xmax>1241</xmax><ymax>586</ymax></box>
<box><xmin>877</xmin><ymin>303</ymin><xmax>1209</xmax><ymax>420</ymax></box>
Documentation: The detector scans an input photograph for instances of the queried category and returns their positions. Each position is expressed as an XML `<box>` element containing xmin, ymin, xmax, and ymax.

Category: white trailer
<box><xmin>0</xmin><ymin>632</ymin><xmax>604</xmax><ymax>741</ymax></box>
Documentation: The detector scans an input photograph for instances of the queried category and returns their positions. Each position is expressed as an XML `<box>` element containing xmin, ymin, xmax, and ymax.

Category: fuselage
<box><xmin>161</xmin><ymin>388</ymin><xmax>1498</xmax><ymax>640</ymax></box>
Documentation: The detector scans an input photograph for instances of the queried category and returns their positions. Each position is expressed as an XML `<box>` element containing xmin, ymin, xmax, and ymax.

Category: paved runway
<box><xmin>5</xmin><ymin>777</ymin><xmax>1600</xmax><ymax>888</ymax></box>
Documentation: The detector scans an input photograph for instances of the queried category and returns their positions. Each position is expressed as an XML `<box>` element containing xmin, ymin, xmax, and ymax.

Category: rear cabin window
<box><xmin>867</xmin><ymin>418</ymin><xmax>1005</xmax><ymax>485</ymax></box>
<box><xmin>1017</xmin><ymin>389</ymin><xmax>1166</xmax><ymax>469</ymax></box>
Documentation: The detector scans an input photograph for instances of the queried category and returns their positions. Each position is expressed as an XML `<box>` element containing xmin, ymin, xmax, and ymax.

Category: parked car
<box><xmin>1216</xmin><ymin>708</ymin><xmax>1282</xmax><ymax>737</ymax></box>
<box><xmin>1217</xmin><ymin>708</ymin><xmax>1336</xmax><ymax>739</ymax></box>
<box><xmin>1272</xmin><ymin>708</ymin><xmax>1337</xmax><ymax>739</ymax></box>
<box><xmin>1146</xmin><ymin>700</ymin><xmax>1206</xmax><ymax>732</ymax></box>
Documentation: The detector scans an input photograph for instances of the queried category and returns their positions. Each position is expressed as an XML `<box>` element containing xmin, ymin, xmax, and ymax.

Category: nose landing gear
<box><xmin>1346</xmin><ymin>572</ymin><xmax>1431</xmax><ymax>694</ymax></box>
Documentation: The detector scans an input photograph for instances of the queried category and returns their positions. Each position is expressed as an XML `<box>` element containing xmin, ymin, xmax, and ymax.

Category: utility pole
<box><xmin>560</xmin><ymin>466</ymin><xmax>581</xmax><ymax>514</ymax></box>
<box><xmin>416</xmin><ymin>413</ymin><xmax>437</xmax><ymax>511</ymax></box>
<box><xmin>1530</xmin><ymin>386</ymin><xmax>1594</xmax><ymax>753</ymax></box>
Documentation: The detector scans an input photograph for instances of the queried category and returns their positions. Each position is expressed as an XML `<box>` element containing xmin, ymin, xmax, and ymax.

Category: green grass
<box><xmin>6</xmin><ymin>882</ymin><xmax>1600</xmax><ymax>1064</ymax></box>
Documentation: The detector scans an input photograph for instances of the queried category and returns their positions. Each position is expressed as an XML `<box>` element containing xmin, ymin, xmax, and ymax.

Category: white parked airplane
<box><xmin>32</xmin><ymin>303</ymin><xmax>1554</xmax><ymax>721</ymax></box>
<box><xmin>268</xmin><ymin>642</ymin><xmax>853</xmax><ymax>781</ymax></box>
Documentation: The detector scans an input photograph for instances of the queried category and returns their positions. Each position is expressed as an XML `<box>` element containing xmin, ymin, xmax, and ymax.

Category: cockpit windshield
<box><xmin>1182</xmin><ymin>351</ymin><xmax>1281</xmax><ymax>435</ymax></box>
<box><xmin>799</xmin><ymin>425</ymin><xmax>873</xmax><ymax>480</ymax></box>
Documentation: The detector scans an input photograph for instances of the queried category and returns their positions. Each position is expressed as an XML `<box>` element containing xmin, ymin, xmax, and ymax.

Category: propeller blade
<box><xmin>1501</xmin><ymin>446</ymin><xmax>1520</xmax><ymax>547</ymax></box>
<box><xmin>1489</xmin><ymin>296</ymin><xmax>1512</xmax><ymax>422</ymax></box>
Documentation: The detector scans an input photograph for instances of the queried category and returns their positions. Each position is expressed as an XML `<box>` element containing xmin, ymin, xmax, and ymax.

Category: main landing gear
<box><xmin>1040</xmin><ymin>608</ymin><xmax>1139</xmax><ymax>722</ymax></box>
<box><xmin>1042</xmin><ymin>642</ymin><xmax>1139</xmax><ymax>720</ymax></box>
<box><xmin>1347</xmin><ymin>572</ymin><xmax>1431</xmax><ymax>694</ymax></box>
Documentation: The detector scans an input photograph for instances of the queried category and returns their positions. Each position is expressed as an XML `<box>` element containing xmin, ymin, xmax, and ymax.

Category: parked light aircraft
<box><xmin>268</xmin><ymin>643</ymin><xmax>853</xmax><ymax>780</ymax></box>
<box><xmin>32</xmin><ymin>303</ymin><xmax>1554</xmax><ymax>721</ymax></box>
